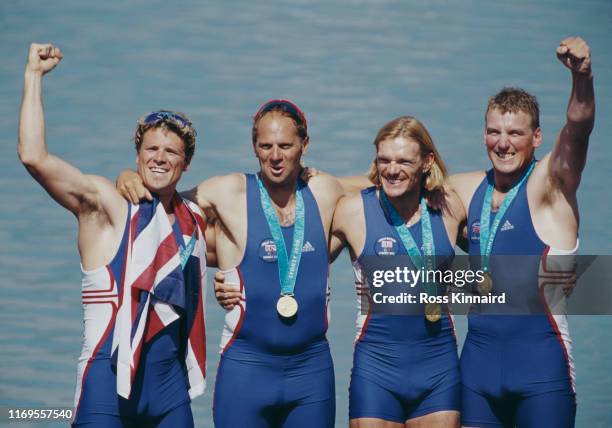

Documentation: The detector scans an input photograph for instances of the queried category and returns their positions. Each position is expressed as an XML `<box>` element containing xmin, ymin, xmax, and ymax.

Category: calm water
<box><xmin>1</xmin><ymin>1</ymin><xmax>611</xmax><ymax>427</ymax></box>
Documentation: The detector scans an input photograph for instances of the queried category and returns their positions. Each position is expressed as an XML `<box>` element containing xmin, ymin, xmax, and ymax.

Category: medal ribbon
<box><xmin>171</xmin><ymin>204</ymin><xmax>197</xmax><ymax>270</ymax></box>
<box><xmin>178</xmin><ymin>230</ymin><xmax>197</xmax><ymax>270</ymax></box>
<box><xmin>380</xmin><ymin>191</ymin><xmax>436</xmax><ymax>296</ymax></box>
<box><xmin>480</xmin><ymin>160</ymin><xmax>536</xmax><ymax>271</ymax></box>
<box><xmin>257</xmin><ymin>174</ymin><xmax>305</xmax><ymax>296</ymax></box>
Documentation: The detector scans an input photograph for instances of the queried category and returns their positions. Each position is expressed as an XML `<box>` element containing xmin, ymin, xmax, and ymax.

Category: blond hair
<box><xmin>367</xmin><ymin>116</ymin><xmax>447</xmax><ymax>192</ymax></box>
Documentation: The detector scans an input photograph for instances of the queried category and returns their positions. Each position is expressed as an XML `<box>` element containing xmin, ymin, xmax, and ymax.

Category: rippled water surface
<box><xmin>1</xmin><ymin>1</ymin><xmax>611</xmax><ymax>427</ymax></box>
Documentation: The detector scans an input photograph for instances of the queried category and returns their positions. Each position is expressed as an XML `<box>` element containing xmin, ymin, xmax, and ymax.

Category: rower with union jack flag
<box><xmin>18</xmin><ymin>43</ymin><xmax>208</xmax><ymax>428</ymax></box>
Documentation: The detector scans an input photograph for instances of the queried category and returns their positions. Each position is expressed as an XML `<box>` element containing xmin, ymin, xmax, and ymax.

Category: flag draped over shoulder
<box><xmin>112</xmin><ymin>194</ymin><xmax>207</xmax><ymax>400</ymax></box>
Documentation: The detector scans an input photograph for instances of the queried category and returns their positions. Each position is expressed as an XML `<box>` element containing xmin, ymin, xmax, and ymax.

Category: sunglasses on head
<box><xmin>254</xmin><ymin>99</ymin><xmax>308</xmax><ymax>129</ymax></box>
<box><xmin>142</xmin><ymin>110</ymin><xmax>193</xmax><ymax>129</ymax></box>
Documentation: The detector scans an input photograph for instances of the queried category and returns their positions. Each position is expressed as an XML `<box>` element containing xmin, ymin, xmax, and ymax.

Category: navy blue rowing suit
<box><xmin>213</xmin><ymin>174</ymin><xmax>334</xmax><ymax>428</ymax></box>
<box><xmin>461</xmin><ymin>169</ymin><xmax>577</xmax><ymax>428</ymax></box>
<box><xmin>350</xmin><ymin>187</ymin><xmax>460</xmax><ymax>423</ymax></box>
<box><xmin>73</xmin><ymin>206</ymin><xmax>197</xmax><ymax>428</ymax></box>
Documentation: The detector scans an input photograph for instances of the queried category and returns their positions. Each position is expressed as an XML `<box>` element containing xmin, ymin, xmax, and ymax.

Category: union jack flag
<box><xmin>112</xmin><ymin>194</ymin><xmax>207</xmax><ymax>400</ymax></box>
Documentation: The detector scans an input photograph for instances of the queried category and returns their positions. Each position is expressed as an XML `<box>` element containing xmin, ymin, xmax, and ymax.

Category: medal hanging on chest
<box><xmin>478</xmin><ymin>161</ymin><xmax>535</xmax><ymax>294</ymax></box>
<box><xmin>257</xmin><ymin>175</ymin><xmax>305</xmax><ymax>318</ymax></box>
<box><xmin>381</xmin><ymin>191</ymin><xmax>441</xmax><ymax>322</ymax></box>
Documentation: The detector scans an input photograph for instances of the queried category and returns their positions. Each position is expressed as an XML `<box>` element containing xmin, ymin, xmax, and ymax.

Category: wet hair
<box><xmin>486</xmin><ymin>87</ymin><xmax>540</xmax><ymax>130</ymax></box>
<box><xmin>134</xmin><ymin>110</ymin><xmax>197</xmax><ymax>163</ymax></box>
<box><xmin>252</xmin><ymin>99</ymin><xmax>308</xmax><ymax>145</ymax></box>
<box><xmin>367</xmin><ymin>116</ymin><xmax>448</xmax><ymax>192</ymax></box>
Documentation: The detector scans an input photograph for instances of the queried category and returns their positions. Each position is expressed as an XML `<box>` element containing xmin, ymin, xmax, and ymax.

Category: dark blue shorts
<box><xmin>349</xmin><ymin>339</ymin><xmax>460</xmax><ymax>423</ymax></box>
<box><xmin>460</xmin><ymin>329</ymin><xmax>576</xmax><ymax>428</ymax></box>
<box><xmin>72</xmin><ymin>401</ymin><xmax>193</xmax><ymax>428</ymax></box>
<box><xmin>213</xmin><ymin>341</ymin><xmax>335</xmax><ymax>428</ymax></box>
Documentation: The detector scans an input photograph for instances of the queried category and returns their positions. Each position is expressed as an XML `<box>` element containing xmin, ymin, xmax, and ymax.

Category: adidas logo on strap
<box><xmin>500</xmin><ymin>220</ymin><xmax>514</xmax><ymax>232</ymax></box>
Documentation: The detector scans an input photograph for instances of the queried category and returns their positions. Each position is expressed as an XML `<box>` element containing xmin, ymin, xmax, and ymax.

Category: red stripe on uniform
<box><xmin>73</xmin><ymin>302</ymin><xmax>117</xmax><ymax>420</ymax></box>
<box><xmin>222</xmin><ymin>268</ymin><xmax>246</xmax><ymax>354</ymax></box>
<box><xmin>539</xmin><ymin>246</ymin><xmax>576</xmax><ymax>399</ymax></box>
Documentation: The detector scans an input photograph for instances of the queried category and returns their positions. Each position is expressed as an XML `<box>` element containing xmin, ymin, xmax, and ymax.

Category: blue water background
<box><xmin>1</xmin><ymin>1</ymin><xmax>611</xmax><ymax>427</ymax></box>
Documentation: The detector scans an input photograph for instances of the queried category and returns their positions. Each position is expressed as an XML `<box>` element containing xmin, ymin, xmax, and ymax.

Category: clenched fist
<box><xmin>556</xmin><ymin>37</ymin><xmax>591</xmax><ymax>75</ymax></box>
<box><xmin>26</xmin><ymin>43</ymin><xmax>63</xmax><ymax>75</ymax></box>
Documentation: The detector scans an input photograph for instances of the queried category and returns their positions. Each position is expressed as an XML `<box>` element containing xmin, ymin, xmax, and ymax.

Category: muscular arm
<box><xmin>329</xmin><ymin>194</ymin><xmax>364</xmax><ymax>263</ymax></box>
<box><xmin>300</xmin><ymin>167</ymin><xmax>372</xmax><ymax>195</ymax></box>
<box><xmin>185</xmin><ymin>173</ymin><xmax>247</xmax><ymax>268</ymax></box>
<box><xmin>117</xmin><ymin>168</ymin><xmax>238</xmax><ymax>259</ymax></box>
<box><xmin>18</xmin><ymin>44</ymin><xmax>124</xmax><ymax>220</ymax></box>
<box><xmin>448</xmin><ymin>172</ymin><xmax>486</xmax><ymax>252</ymax></box>
<box><xmin>203</xmin><ymin>217</ymin><xmax>218</xmax><ymax>268</ymax></box>
<box><xmin>183</xmin><ymin>174</ymin><xmax>244</xmax><ymax>221</ymax></box>
<box><xmin>548</xmin><ymin>37</ymin><xmax>595</xmax><ymax>193</ymax></box>
<box><xmin>329</xmin><ymin>208</ymin><xmax>348</xmax><ymax>264</ymax></box>
<box><xmin>439</xmin><ymin>185</ymin><xmax>467</xmax><ymax>248</ymax></box>
<box><xmin>118</xmin><ymin>167</ymin><xmax>241</xmax><ymax>223</ymax></box>
<box><xmin>306</xmin><ymin>172</ymin><xmax>345</xmax><ymax>245</ymax></box>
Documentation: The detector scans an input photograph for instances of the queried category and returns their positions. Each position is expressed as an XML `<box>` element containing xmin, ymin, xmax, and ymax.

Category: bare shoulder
<box><xmin>335</xmin><ymin>192</ymin><xmax>363</xmax><ymax>217</ymax></box>
<box><xmin>87</xmin><ymin>174</ymin><xmax>119</xmax><ymax>190</ymax></box>
<box><xmin>529</xmin><ymin>153</ymin><xmax>553</xmax><ymax>188</ymax></box>
<box><xmin>200</xmin><ymin>172</ymin><xmax>246</xmax><ymax>193</ymax></box>
<box><xmin>449</xmin><ymin>171</ymin><xmax>486</xmax><ymax>209</ymax></box>
<box><xmin>308</xmin><ymin>171</ymin><xmax>342</xmax><ymax>191</ymax></box>
<box><xmin>307</xmin><ymin>171</ymin><xmax>344</xmax><ymax>207</ymax></box>
<box><xmin>442</xmin><ymin>183</ymin><xmax>466</xmax><ymax>222</ymax></box>
<box><xmin>449</xmin><ymin>171</ymin><xmax>486</xmax><ymax>193</ymax></box>
<box><xmin>193</xmin><ymin>173</ymin><xmax>246</xmax><ymax>209</ymax></box>
<box><xmin>332</xmin><ymin>192</ymin><xmax>364</xmax><ymax>236</ymax></box>
<box><xmin>528</xmin><ymin>153</ymin><xmax>570</xmax><ymax>208</ymax></box>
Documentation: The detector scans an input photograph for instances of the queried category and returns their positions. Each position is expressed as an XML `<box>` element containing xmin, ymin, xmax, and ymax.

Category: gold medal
<box><xmin>425</xmin><ymin>302</ymin><xmax>441</xmax><ymax>323</ymax></box>
<box><xmin>477</xmin><ymin>272</ymin><xmax>493</xmax><ymax>295</ymax></box>
<box><xmin>277</xmin><ymin>295</ymin><xmax>298</xmax><ymax>318</ymax></box>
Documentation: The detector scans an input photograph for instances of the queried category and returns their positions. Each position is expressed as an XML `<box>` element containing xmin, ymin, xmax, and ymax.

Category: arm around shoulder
<box><xmin>337</xmin><ymin>175</ymin><xmax>373</xmax><ymax>194</ymax></box>
<box><xmin>184</xmin><ymin>173</ymin><xmax>246</xmax><ymax>219</ymax></box>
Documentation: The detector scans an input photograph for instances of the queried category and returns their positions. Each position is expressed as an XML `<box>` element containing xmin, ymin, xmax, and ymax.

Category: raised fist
<box><xmin>556</xmin><ymin>37</ymin><xmax>591</xmax><ymax>75</ymax></box>
<box><xmin>26</xmin><ymin>43</ymin><xmax>63</xmax><ymax>75</ymax></box>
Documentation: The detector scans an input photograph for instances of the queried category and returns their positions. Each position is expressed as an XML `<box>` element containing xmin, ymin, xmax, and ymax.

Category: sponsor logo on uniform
<box><xmin>302</xmin><ymin>241</ymin><xmax>315</xmax><ymax>253</ymax></box>
<box><xmin>500</xmin><ymin>220</ymin><xmax>514</xmax><ymax>232</ymax></box>
<box><xmin>375</xmin><ymin>236</ymin><xmax>398</xmax><ymax>256</ymax></box>
<box><xmin>259</xmin><ymin>239</ymin><xmax>316</xmax><ymax>262</ymax></box>
<box><xmin>470</xmin><ymin>220</ymin><xmax>480</xmax><ymax>243</ymax></box>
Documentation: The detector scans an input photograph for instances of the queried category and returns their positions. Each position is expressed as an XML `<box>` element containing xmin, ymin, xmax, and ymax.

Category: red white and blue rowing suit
<box><xmin>73</xmin><ymin>196</ymin><xmax>207</xmax><ymax>428</ymax></box>
<box><xmin>350</xmin><ymin>187</ymin><xmax>460</xmax><ymax>423</ymax></box>
<box><xmin>213</xmin><ymin>174</ymin><xmax>334</xmax><ymax>428</ymax></box>
<box><xmin>461</xmin><ymin>169</ymin><xmax>577</xmax><ymax>428</ymax></box>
